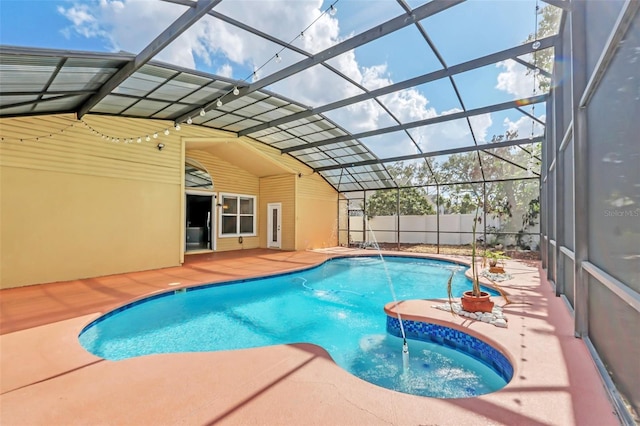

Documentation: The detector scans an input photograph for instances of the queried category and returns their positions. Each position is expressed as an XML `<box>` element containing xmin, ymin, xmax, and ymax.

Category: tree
<box><xmin>365</xmin><ymin>187</ymin><xmax>435</xmax><ymax>218</ymax></box>
<box><xmin>364</xmin><ymin>163</ymin><xmax>435</xmax><ymax>218</ymax></box>
<box><xmin>432</xmin><ymin>132</ymin><xmax>542</xmax><ymax>246</ymax></box>
<box><xmin>525</xmin><ymin>4</ymin><xmax>562</xmax><ymax>93</ymax></box>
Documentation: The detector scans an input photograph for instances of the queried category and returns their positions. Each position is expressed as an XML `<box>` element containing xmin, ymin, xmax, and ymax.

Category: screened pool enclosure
<box><xmin>1</xmin><ymin>0</ymin><xmax>638</xmax><ymax>422</ymax></box>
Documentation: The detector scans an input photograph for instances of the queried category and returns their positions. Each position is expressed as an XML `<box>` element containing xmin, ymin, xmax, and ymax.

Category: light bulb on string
<box><xmin>216</xmin><ymin>99</ymin><xmax>223</xmax><ymax>107</ymax></box>
<box><xmin>329</xmin><ymin>5</ymin><xmax>337</xmax><ymax>16</ymax></box>
<box><xmin>186</xmin><ymin>117</ymin><xmax>193</xmax><ymax>125</ymax></box>
<box><xmin>300</xmin><ymin>31</ymin><xmax>305</xmax><ymax>40</ymax></box>
<box><xmin>199</xmin><ymin>108</ymin><xmax>206</xmax><ymax>117</ymax></box>
<box><xmin>275</xmin><ymin>53</ymin><xmax>282</xmax><ymax>63</ymax></box>
<box><xmin>233</xmin><ymin>86</ymin><xmax>239</xmax><ymax>96</ymax></box>
<box><xmin>137</xmin><ymin>137</ymin><xmax>142</xmax><ymax>143</ymax></box>
<box><xmin>175</xmin><ymin>124</ymin><xmax>181</xmax><ymax>131</ymax></box>
<box><xmin>153</xmin><ymin>132</ymin><xmax>158</xmax><ymax>139</ymax></box>
<box><xmin>145</xmin><ymin>135</ymin><xmax>150</xmax><ymax>142</ymax></box>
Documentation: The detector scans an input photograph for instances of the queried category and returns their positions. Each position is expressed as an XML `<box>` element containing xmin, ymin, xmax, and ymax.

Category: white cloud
<box><xmin>496</xmin><ymin>59</ymin><xmax>537</xmax><ymax>99</ymax></box>
<box><xmin>216</xmin><ymin>63</ymin><xmax>233</xmax><ymax>79</ymax></box>
<box><xmin>57</xmin><ymin>4</ymin><xmax>105</xmax><ymax>39</ymax></box>
<box><xmin>55</xmin><ymin>0</ymin><xmax>493</xmax><ymax>160</ymax></box>
<box><xmin>469</xmin><ymin>114</ymin><xmax>493</xmax><ymax>142</ymax></box>
<box><xmin>503</xmin><ymin>114</ymin><xmax>546</xmax><ymax>138</ymax></box>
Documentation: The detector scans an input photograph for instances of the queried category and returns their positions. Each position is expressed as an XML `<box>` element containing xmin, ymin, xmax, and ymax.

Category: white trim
<box><xmin>185</xmin><ymin>192</ymin><xmax>216</xmax><ymax>252</ymax></box>
<box><xmin>560</xmin><ymin>245</ymin><xmax>575</xmax><ymax>261</ymax></box>
<box><xmin>582</xmin><ymin>261</ymin><xmax>640</xmax><ymax>313</ymax></box>
<box><xmin>267</xmin><ymin>202</ymin><xmax>282</xmax><ymax>249</ymax></box>
<box><xmin>559</xmin><ymin>123</ymin><xmax>573</xmax><ymax>152</ymax></box>
<box><xmin>218</xmin><ymin>192</ymin><xmax>257</xmax><ymax>238</ymax></box>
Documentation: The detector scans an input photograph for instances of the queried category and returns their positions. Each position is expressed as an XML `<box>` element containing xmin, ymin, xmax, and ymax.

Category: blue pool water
<box><xmin>79</xmin><ymin>256</ymin><xmax>510</xmax><ymax>398</ymax></box>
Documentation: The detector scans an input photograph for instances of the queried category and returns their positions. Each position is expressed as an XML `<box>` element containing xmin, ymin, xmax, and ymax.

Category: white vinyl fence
<box><xmin>349</xmin><ymin>214</ymin><xmax>539</xmax><ymax>247</ymax></box>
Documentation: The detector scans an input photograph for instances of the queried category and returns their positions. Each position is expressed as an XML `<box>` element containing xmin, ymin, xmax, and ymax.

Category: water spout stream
<box><xmin>366</xmin><ymin>226</ymin><xmax>409</xmax><ymax>372</ymax></box>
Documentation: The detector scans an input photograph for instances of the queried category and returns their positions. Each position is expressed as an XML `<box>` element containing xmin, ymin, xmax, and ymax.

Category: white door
<box><xmin>267</xmin><ymin>203</ymin><xmax>282</xmax><ymax>248</ymax></box>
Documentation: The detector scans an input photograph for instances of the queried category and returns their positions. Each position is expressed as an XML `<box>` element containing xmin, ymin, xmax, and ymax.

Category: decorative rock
<box><xmin>494</xmin><ymin>318</ymin><xmax>508</xmax><ymax>328</ymax></box>
<box><xmin>431</xmin><ymin>301</ymin><xmax>508</xmax><ymax>328</ymax></box>
<box><xmin>481</xmin><ymin>269</ymin><xmax>513</xmax><ymax>282</ymax></box>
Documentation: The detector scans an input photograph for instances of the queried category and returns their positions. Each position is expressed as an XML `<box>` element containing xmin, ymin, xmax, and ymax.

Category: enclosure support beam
<box><xmin>77</xmin><ymin>0</ymin><xmax>220</xmax><ymax>118</ymax></box>
<box><xmin>553</xmin><ymin>48</ymin><xmax>566</xmax><ymax>297</ymax></box>
<box><xmin>396</xmin><ymin>189</ymin><xmax>401</xmax><ymax>251</ymax></box>
<box><xmin>570</xmin><ymin>0</ymin><xmax>589</xmax><ymax>338</ymax></box>
<box><xmin>436</xmin><ymin>185</ymin><xmax>441</xmax><ymax>254</ymax></box>
<box><xmin>482</xmin><ymin>182</ymin><xmax>487</xmax><ymax>251</ymax></box>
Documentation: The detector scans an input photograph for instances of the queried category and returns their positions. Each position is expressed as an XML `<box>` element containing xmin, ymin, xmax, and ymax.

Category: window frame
<box><xmin>218</xmin><ymin>192</ymin><xmax>257</xmax><ymax>238</ymax></box>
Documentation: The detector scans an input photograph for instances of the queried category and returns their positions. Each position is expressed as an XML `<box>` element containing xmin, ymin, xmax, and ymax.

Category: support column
<box><xmin>396</xmin><ymin>188</ymin><xmax>401</xmax><ymax>250</ymax></box>
<box><xmin>436</xmin><ymin>185</ymin><xmax>440</xmax><ymax>254</ymax></box>
<box><xmin>553</xmin><ymin>85</ymin><xmax>566</xmax><ymax>297</ymax></box>
<box><xmin>570</xmin><ymin>0</ymin><xmax>589</xmax><ymax>338</ymax></box>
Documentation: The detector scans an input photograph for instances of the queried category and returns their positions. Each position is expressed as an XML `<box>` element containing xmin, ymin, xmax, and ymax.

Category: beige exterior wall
<box><xmin>184</xmin><ymin>149</ymin><xmax>261</xmax><ymax>251</ymax></box>
<box><xmin>0</xmin><ymin>114</ymin><xmax>339</xmax><ymax>288</ymax></box>
<box><xmin>0</xmin><ymin>114</ymin><xmax>183</xmax><ymax>289</ymax></box>
<box><xmin>296</xmin><ymin>173</ymin><xmax>339</xmax><ymax>250</ymax></box>
<box><xmin>259</xmin><ymin>175</ymin><xmax>296</xmax><ymax>250</ymax></box>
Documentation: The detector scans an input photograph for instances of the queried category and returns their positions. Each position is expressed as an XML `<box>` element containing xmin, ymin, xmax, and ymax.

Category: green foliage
<box><xmin>525</xmin><ymin>4</ymin><xmax>562</xmax><ymax>92</ymax></box>
<box><xmin>363</xmin><ymin>162</ymin><xmax>435</xmax><ymax>218</ymax></box>
<box><xmin>433</xmin><ymin>132</ymin><xmax>541</xmax><ymax>224</ymax></box>
<box><xmin>365</xmin><ymin>187</ymin><xmax>435</xmax><ymax>219</ymax></box>
<box><xmin>483</xmin><ymin>250</ymin><xmax>510</xmax><ymax>261</ymax></box>
<box><xmin>482</xmin><ymin>250</ymin><xmax>510</xmax><ymax>267</ymax></box>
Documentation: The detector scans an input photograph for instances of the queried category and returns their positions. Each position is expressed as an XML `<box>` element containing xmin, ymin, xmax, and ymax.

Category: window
<box><xmin>220</xmin><ymin>193</ymin><xmax>256</xmax><ymax>236</ymax></box>
<box><xmin>185</xmin><ymin>159</ymin><xmax>213</xmax><ymax>190</ymax></box>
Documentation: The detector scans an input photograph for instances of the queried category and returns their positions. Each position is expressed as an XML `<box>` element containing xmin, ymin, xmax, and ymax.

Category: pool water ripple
<box><xmin>79</xmin><ymin>256</ymin><xmax>510</xmax><ymax>398</ymax></box>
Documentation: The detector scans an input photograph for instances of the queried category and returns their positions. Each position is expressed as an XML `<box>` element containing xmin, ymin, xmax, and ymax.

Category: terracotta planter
<box><xmin>489</xmin><ymin>266</ymin><xmax>505</xmax><ymax>274</ymax></box>
<box><xmin>461</xmin><ymin>290</ymin><xmax>494</xmax><ymax>313</ymax></box>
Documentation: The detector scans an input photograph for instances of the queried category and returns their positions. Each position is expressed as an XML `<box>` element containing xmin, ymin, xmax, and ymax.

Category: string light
<box><xmin>175</xmin><ymin>0</ymin><xmax>340</xmax><ymax>126</ymax></box>
<box><xmin>77</xmin><ymin>119</ymin><xmax>180</xmax><ymax>145</ymax></box>
<box><xmin>1</xmin><ymin>120</ymin><xmax>77</xmax><ymax>143</ymax></box>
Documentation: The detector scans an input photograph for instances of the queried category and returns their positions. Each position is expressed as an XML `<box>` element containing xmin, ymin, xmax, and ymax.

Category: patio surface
<box><xmin>0</xmin><ymin>248</ymin><xmax>620</xmax><ymax>425</ymax></box>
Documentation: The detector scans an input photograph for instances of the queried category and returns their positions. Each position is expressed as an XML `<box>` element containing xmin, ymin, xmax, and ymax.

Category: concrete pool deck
<box><xmin>0</xmin><ymin>248</ymin><xmax>620</xmax><ymax>425</ymax></box>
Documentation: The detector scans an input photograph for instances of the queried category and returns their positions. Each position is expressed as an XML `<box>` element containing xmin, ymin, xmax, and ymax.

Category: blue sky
<box><xmin>0</xmin><ymin>0</ymin><xmax>553</xmax><ymax>157</ymax></box>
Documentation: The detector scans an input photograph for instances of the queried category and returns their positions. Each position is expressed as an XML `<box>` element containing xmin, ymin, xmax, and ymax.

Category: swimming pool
<box><xmin>79</xmin><ymin>256</ymin><xmax>512</xmax><ymax>398</ymax></box>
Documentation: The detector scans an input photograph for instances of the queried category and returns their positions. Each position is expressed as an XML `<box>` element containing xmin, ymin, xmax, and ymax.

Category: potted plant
<box><xmin>483</xmin><ymin>250</ymin><xmax>510</xmax><ymax>274</ymax></box>
<box><xmin>447</xmin><ymin>203</ymin><xmax>495</xmax><ymax>313</ymax></box>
